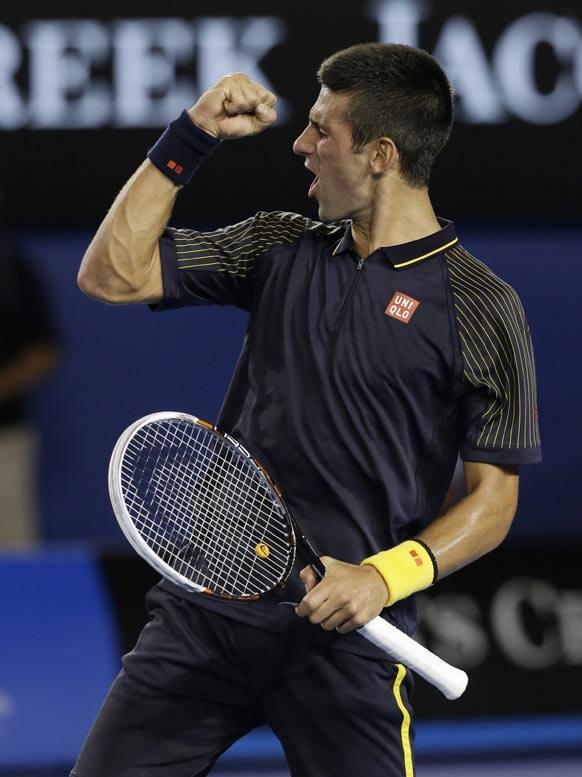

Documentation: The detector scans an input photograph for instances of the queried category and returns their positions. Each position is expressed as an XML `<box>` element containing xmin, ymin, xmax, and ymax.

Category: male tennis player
<box><xmin>75</xmin><ymin>43</ymin><xmax>541</xmax><ymax>777</ymax></box>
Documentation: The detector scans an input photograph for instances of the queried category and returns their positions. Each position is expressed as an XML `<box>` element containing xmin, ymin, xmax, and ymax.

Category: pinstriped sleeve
<box><xmin>152</xmin><ymin>210</ymin><xmax>309</xmax><ymax>312</ymax></box>
<box><xmin>447</xmin><ymin>248</ymin><xmax>542</xmax><ymax>465</ymax></box>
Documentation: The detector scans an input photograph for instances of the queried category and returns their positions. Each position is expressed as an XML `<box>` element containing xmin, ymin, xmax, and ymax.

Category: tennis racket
<box><xmin>108</xmin><ymin>411</ymin><xmax>468</xmax><ymax>700</ymax></box>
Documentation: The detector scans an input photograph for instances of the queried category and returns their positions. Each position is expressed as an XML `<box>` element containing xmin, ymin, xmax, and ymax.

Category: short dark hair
<box><xmin>317</xmin><ymin>42</ymin><xmax>454</xmax><ymax>188</ymax></box>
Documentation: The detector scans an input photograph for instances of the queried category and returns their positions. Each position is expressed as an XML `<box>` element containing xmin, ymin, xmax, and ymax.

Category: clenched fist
<box><xmin>188</xmin><ymin>73</ymin><xmax>277</xmax><ymax>140</ymax></box>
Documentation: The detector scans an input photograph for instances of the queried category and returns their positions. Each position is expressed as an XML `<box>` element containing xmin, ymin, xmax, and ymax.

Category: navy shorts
<box><xmin>71</xmin><ymin>585</ymin><xmax>416</xmax><ymax>777</ymax></box>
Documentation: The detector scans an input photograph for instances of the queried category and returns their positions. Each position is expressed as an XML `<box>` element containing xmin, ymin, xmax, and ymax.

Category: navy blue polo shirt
<box><xmin>150</xmin><ymin>151</ymin><xmax>541</xmax><ymax>657</ymax></box>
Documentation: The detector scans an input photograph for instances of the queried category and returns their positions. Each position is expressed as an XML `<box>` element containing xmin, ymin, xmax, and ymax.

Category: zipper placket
<box><xmin>333</xmin><ymin>256</ymin><xmax>366</xmax><ymax>329</ymax></box>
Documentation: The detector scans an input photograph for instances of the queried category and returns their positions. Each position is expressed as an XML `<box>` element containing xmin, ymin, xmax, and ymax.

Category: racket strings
<box><xmin>124</xmin><ymin>425</ymin><xmax>264</xmax><ymax>588</ymax></box>
<box><xmin>137</xmin><ymin>424</ymin><xmax>284</xmax><ymax>583</ymax></box>
<box><xmin>124</xmin><ymin>426</ymin><xmax>273</xmax><ymax>593</ymax></box>
<box><xmin>190</xmin><ymin>446</ymin><xmax>273</xmax><ymax>586</ymax></box>
<box><xmin>169</xmin><ymin>438</ymin><xmax>272</xmax><ymax>588</ymax></box>
<box><xmin>171</xmin><ymin>426</ymin><xmax>293</xmax><ymax>593</ymax></box>
<box><xmin>126</xmin><ymin>432</ymin><xmax>235</xmax><ymax>555</ymax></box>
<box><xmin>125</xmin><ymin>425</ymin><xmax>278</xmax><ymax>533</ymax></box>
<box><xmin>123</xmin><ymin>440</ymin><xmax>284</xmax><ymax>595</ymax></box>
<box><xmin>179</xmin><ymin>428</ymin><xmax>293</xmax><ymax>592</ymax></box>
<box><xmin>120</xmin><ymin>420</ymin><xmax>293</xmax><ymax>597</ymax></box>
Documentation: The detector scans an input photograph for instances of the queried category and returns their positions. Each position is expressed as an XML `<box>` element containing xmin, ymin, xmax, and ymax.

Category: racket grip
<box><xmin>357</xmin><ymin>618</ymin><xmax>468</xmax><ymax>700</ymax></box>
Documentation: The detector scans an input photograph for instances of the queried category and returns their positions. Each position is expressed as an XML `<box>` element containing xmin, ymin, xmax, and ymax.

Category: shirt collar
<box><xmin>332</xmin><ymin>218</ymin><xmax>458</xmax><ymax>270</ymax></box>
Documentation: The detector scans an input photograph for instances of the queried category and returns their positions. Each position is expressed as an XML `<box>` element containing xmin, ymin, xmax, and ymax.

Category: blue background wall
<box><xmin>19</xmin><ymin>219</ymin><xmax>581</xmax><ymax>544</ymax></box>
<box><xmin>0</xmin><ymin>549</ymin><xmax>119</xmax><ymax>767</ymax></box>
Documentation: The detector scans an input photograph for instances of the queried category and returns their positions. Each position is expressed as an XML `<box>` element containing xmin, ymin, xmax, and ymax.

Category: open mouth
<box><xmin>308</xmin><ymin>175</ymin><xmax>320</xmax><ymax>198</ymax></box>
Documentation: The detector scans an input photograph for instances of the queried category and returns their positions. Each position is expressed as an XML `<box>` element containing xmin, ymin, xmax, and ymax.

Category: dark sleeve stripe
<box><xmin>168</xmin><ymin>211</ymin><xmax>343</xmax><ymax>278</ymax></box>
<box><xmin>448</xmin><ymin>268</ymin><xmax>518</xmax><ymax>445</ymax></box>
<box><xmin>174</xmin><ymin>224</ymin><xmax>310</xmax><ymax>269</ymax></box>
<box><xmin>450</xmin><ymin>245</ymin><xmax>540</xmax><ymax>450</ymax></box>
<box><xmin>453</xmin><ymin>247</ymin><xmax>540</xmax><ymax>451</ymax></box>
<box><xmin>449</xmin><ymin>247</ymin><xmax>537</xmax><ymax>450</ymax></box>
<box><xmin>450</xmin><ymin>255</ymin><xmax>528</xmax><ymax>451</ymax></box>
<box><xmin>446</xmin><ymin>245</ymin><xmax>541</xmax><ymax>451</ymax></box>
<box><xmin>174</xmin><ymin>220</ymin><xmax>294</xmax><ymax>252</ymax></box>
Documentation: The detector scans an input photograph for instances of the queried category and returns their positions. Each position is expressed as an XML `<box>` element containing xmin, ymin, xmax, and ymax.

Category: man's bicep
<box><xmin>463</xmin><ymin>460</ymin><xmax>519</xmax><ymax>497</ymax></box>
<box><xmin>438</xmin><ymin>460</ymin><xmax>519</xmax><ymax>517</ymax></box>
<box><xmin>463</xmin><ymin>461</ymin><xmax>520</xmax><ymax>532</ymax></box>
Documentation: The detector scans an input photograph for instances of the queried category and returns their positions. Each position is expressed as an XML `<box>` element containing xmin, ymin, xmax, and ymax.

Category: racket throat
<box><xmin>262</xmin><ymin>529</ymin><xmax>325</xmax><ymax>604</ymax></box>
<box><xmin>293</xmin><ymin>526</ymin><xmax>326</xmax><ymax>580</ymax></box>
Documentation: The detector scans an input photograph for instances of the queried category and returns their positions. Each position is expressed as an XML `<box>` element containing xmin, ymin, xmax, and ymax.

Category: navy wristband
<box><xmin>148</xmin><ymin>110</ymin><xmax>221</xmax><ymax>186</ymax></box>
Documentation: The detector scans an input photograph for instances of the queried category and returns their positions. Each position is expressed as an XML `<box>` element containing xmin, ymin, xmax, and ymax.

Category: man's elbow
<box><xmin>77</xmin><ymin>264</ymin><xmax>102</xmax><ymax>300</ymax></box>
<box><xmin>77</xmin><ymin>268</ymin><xmax>119</xmax><ymax>303</ymax></box>
<box><xmin>77</xmin><ymin>257</ymin><xmax>162</xmax><ymax>305</ymax></box>
<box><xmin>77</xmin><ymin>253</ymin><xmax>138</xmax><ymax>304</ymax></box>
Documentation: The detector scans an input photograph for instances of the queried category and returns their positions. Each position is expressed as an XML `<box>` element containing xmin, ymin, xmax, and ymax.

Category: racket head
<box><xmin>108</xmin><ymin>411</ymin><xmax>297</xmax><ymax>600</ymax></box>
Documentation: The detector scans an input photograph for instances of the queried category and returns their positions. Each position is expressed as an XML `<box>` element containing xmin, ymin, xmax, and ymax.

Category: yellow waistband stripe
<box><xmin>393</xmin><ymin>663</ymin><xmax>414</xmax><ymax>777</ymax></box>
<box><xmin>393</xmin><ymin>237</ymin><xmax>459</xmax><ymax>268</ymax></box>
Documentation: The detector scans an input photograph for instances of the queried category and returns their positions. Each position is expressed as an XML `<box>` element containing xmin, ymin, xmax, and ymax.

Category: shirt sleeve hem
<box><xmin>148</xmin><ymin>230</ymin><xmax>183</xmax><ymax>312</ymax></box>
<box><xmin>460</xmin><ymin>444</ymin><xmax>542</xmax><ymax>465</ymax></box>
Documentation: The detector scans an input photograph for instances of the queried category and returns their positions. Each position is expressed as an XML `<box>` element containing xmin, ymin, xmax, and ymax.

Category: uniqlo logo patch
<box><xmin>385</xmin><ymin>292</ymin><xmax>420</xmax><ymax>324</ymax></box>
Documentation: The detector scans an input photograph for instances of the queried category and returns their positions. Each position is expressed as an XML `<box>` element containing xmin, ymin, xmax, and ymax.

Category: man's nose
<box><xmin>292</xmin><ymin>126</ymin><xmax>313</xmax><ymax>157</ymax></box>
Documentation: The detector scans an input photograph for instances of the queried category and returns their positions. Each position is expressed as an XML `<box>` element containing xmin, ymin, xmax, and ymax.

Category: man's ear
<box><xmin>370</xmin><ymin>136</ymin><xmax>399</xmax><ymax>177</ymax></box>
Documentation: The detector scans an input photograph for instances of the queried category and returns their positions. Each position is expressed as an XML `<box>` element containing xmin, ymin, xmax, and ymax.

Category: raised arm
<box><xmin>76</xmin><ymin>161</ymin><xmax>175</xmax><ymax>305</ymax></box>
<box><xmin>77</xmin><ymin>74</ymin><xmax>277</xmax><ymax>305</ymax></box>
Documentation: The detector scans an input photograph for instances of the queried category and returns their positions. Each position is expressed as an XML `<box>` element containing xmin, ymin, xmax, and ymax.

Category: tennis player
<box><xmin>74</xmin><ymin>43</ymin><xmax>541</xmax><ymax>777</ymax></box>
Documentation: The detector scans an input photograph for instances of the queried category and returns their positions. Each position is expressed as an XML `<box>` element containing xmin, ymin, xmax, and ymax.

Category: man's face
<box><xmin>293</xmin><ymin>87</ymin><xmax>372</xmax><ymax>223</ymax></box>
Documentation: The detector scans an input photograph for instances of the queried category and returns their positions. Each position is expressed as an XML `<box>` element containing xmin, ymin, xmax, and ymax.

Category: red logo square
<box><xmin>385</xmin><ymin>292</ymin><xmax>420</xmax><ymax>324</ymax></box>
<box><xmin>409</xmin><ymin>550</ymin><xmax>423</xmax><ymax>566</ymax></box>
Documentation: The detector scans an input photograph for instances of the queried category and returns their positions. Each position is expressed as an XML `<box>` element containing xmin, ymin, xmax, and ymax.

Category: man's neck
<box><xmin>351</xmin><ymin>182</ymin><xmax>441</xmax><ymax>258</ymax></box>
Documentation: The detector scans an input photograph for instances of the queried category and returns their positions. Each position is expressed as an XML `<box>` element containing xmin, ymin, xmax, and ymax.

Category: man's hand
<box><xmin>295</xmin><ymin>556</ymin><xmax>389</xmax><ymax>634</ymax></box>
<box><xmin>188</xmin><ymin>73</ymin><xmax>277</xmax><ymax>140</ymax></box>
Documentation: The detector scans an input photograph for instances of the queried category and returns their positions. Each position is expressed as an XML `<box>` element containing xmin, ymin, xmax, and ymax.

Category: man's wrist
<box><xmin>186</xmin><ymin>110</ymin><xmax>220</xmax><ymax>140</ymax></box>
<box><xmin>361</xmin><ymin>539</ymin><xmax>437</xmax><ymax>607</ymax></box>
<box><xmin>362</xmin><ymin>562</ymin><xmax>391</xmax><ymax>604</ymax></box>
<box><xmin>147</xmin><ymin>110</ymin><xmax>221</xmax><ymax>186</ymax></box>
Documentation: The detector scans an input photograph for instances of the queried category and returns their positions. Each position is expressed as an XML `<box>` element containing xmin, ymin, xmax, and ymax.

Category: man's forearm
<box><xmin>360</xmin><ymin>461</ymin><xmax>519</xmax><ymax>610</ymax></box>
<box><xmin>417</xmin><ymin>463</ymin><xmax>519</xmax><ymax>579</ymax></box>
<box><xmin>77</xmin><ymin>160</ymin><xmax>178</xmax><ymax>304</ymax></box>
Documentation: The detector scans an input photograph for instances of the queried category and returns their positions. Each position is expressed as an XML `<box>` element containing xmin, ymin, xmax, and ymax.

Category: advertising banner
<box><xmin>1</xmin><ymin>1</ymin><xmax>581</xmax><ymax>222</ymax></box>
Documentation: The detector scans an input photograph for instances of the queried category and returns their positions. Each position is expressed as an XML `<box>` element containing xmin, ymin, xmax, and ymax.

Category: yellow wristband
<box><xmin>361</xmin><ymin>539</ymin><xmax>436</xmax><ymax>607</ymax></box>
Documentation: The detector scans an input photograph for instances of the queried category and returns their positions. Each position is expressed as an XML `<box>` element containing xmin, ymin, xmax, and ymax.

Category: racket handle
<box><xmin>357</xmin><ymin>618</ymin><xmax>468</xmax><ymax>700</ymax></box>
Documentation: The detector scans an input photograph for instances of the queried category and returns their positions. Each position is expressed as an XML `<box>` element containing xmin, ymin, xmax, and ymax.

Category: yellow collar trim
<box><xmin>393</xmin><ymin>237</ymin><xmax>459</xmax><ymax>269</ymax></box>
